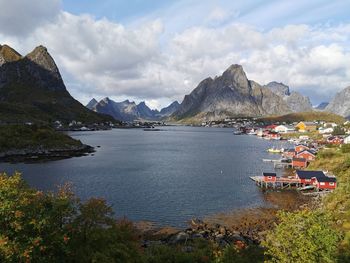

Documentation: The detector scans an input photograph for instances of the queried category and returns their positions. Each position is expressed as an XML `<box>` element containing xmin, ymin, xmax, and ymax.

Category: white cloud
<box><xmin>1</xmin><ymin>1</ymin><xmax>350</xmax><ymax>108</ymax></box>
<box><xmin>0</xmin><ymin>0</ymin><xmax>61</xmax><ymax>36</ymax></box>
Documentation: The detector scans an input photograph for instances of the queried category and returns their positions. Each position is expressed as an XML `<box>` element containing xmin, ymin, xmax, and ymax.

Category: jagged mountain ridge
<box><xmin>172</xmin><ymin>64</ymin><xmax>311</xmax><ymax>121</ymax></box>
<box><xmin>0</xmin><ymin>44</ymin><xmax>113</xmax><ymax>124</ymax></box>
<box><xmin>88</xmin><ymin>98</ymin><xmax>179</xmax><ymax>121</ymax></box>
<box><xmin>264</xmin><ymin>82</ymin><xmax>313</xmax><ymax>112</ymax></box>
<box><xmin>325</xmin><ymin>87</ymin><xmax>350</xmax><ymax>119</ymax></box>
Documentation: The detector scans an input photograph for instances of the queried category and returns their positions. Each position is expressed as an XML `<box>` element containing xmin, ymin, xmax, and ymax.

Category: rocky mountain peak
<box><xmin>86</xmin><ymin>98</ymin><xmax>98</xmax><ymax>110</ymax></box>
<box><xmin>221</xmin><ymin>64</ymin><xmax>250</xmax><ymax>92</ymax></box>
<box><xmin>0</xmin><ymin>44</ymin><xmax>22</xmax><ymax>66</ymax></box>
<box><xmin>26</xmin><ymin>45</ymin><xmax>60</xmax><ymax>74</ymax></box>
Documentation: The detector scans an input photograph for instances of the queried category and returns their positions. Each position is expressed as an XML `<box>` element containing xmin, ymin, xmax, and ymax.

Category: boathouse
<box><xmin>263</xmin><ymin>172</ymin><xmax>277</xmax><ymax>182</ymax></box>
<box><xmin>296</xmin><ymin>150</ymin><xmax>316</xmax><ymax>161</ymax></box>
<box><xmin>292</xmin><ymin>157</ymin><xmax>308</xmax><ymax>168</ymax></box>
<box><xmin>295</xmin><ymin>144</ymin><xmax>309</xmax><ymax>153</ymax></box>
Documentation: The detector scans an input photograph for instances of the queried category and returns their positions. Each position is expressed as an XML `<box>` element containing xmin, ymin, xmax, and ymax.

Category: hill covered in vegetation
<box><xmin>259</xmin><ymin>111</ymin><xmax>345</xmax><ymax>124</ymax></box>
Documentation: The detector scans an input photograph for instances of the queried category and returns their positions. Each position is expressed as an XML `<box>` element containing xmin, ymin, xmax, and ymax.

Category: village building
<box><xmin>296</xmin><ymin>150</ymin><xmax>316</xmax><ymax>161</ymax></box>
<box><xmin>319</xmin><ymin>127</ymin><xmax>334</xmax><ymax>134</ymax></box>
<box><xmin>327</xmin><ymin>136</ymin><xmax>344</xmax><ymax>145</ymax></box>
<box><xmin>265</xmin><ymin>124</ymin><xmax>278</xmax><ymax>131</ymax></box>
<box><xmin>292</xmin><ymin>157</ymin><xmax>308</xmax><ymax>168</ymax></box>
<box><xmin>344</xmin><ymin>135</ymin><xmax>350</xmax><ymax>144</ymax></box>
<box><xmin>263</xmin><ymin>172</ymin><xmax>277</xmax><ymax>182</ymax></box>
<box><xmin>283</xmin><ymin>149</ymin><xmax>296</xmax><ymax>159</ymax></box>
<box><xmin>295</xmin><ymin>122</ymin><xmax>317</xmax><ymax>132</ymax></box>
<box><xmin>274</xmin><ymin>125</ymin><xmax>295</xmax><ymax>133</ymax></box>
<box><xmin>312</xmin><ymin>176</ymin><xmax>337</xmax><ymax>190</ymax></box>
<box><xmin>295</xmin><ymin>144</ymin><xmax>309</xmax><ymax>153</ymax></box>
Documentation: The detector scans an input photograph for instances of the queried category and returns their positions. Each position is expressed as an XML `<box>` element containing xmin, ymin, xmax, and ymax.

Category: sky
<box><xmin>0</xmin><ymin>0</ymin><xmax>350</xmax><ymax>109</ymax></box>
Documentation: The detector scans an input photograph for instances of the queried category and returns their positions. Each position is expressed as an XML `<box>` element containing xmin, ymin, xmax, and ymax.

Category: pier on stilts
<box><xmin>250</xmin><ymin>176</ymin><xmax>302</xmax><ymax>189</ymax></box>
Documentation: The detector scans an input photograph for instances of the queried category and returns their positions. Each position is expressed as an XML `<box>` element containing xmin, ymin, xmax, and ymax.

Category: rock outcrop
<box><xmin>325</xmin><ymin>87</ymin><xmax>350</xmax><ymax>118</ymax></box>
<box><xmin>264</xmin><ymin>82</ymin><xmax>312</xmax><ymax>112</ymax></box>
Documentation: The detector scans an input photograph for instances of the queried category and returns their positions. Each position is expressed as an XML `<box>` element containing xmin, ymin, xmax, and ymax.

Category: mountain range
<box><xmin>0</xmin><ymin>44</ymin><xmax>113</xmax><ymax>124</ymax></box>
<box><xmin>1</xmin><ymin>43</ymin><xmax>349</xmax><ymax>124</ymax></box>
<box><xmin>86</xmin><ymin>97</ymin><xmax>180</xmax><ymax>121</ymax></box>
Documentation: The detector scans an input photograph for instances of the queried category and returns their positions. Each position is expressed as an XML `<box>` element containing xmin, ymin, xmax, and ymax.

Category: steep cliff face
<box><xmin>325</xmin><ymin>87</ymin><xmax>350</xmax><ymax>118</ymax></box>
<box><xmin>172</xmin><ymin>65</ymin><xmax>293</xmax><ymax>121</ymax></box>
<box><xmin>0</xmin><ymin>44</ymin><xmax>113</xmax><ymax>123</ymax></box>
<box><xmin>264</xmin><ymin>82</ymin><xmax>312</xmax><ymax>112</ymax></box>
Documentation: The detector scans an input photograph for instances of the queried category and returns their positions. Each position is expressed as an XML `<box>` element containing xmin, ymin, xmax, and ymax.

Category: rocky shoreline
<box><xmin>0</xmin><ymin>144</ymin><xmax>94</xmax><ymax>163</ymax></box>
<box><xmin>137</xmin><ymin>190</ymin><xmax>314</xmax><ymax>249</ymax></box>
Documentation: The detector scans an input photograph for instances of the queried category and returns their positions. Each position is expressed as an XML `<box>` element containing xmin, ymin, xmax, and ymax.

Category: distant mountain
<box><xmin>0</xmin><ymin>44</ymin><xmax>113</xmax><ymax>124</ymax></box>
<box><xmin>158</xmin><ymin>101</ymin><xmax>180</xmax><ymax>117</ymax></box>
<box><xmin>325</xmin><ymin>87</ymin><xmax>350</xmax><ymax>119</ymax></box>
<box><xmin>314</xmin><ymin>102</ymin><xmax>329</xmax><ymax>110</ymax></box>
<box><xmin>88</xmin><ymin>98</ymin><xmax>180</xmax><ymax>121</ymax></box>
<box><xmin>264</xmin><ymin>82</ymin><xmax>313</xmax><ymax>112</ymax></box>
<box><xmin>86</xmin><ymin>98</ymin><xmax>98</xmax><ymax>110</ymax></box>
<box><xmin>172</xmin><ymin>64</ymin><xmax>298</xmax><ymax>121</ymax></box>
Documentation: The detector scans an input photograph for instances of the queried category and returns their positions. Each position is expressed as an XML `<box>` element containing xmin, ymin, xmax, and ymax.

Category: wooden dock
<box><xmin>262</xmin><ymin>159</ymin><xmax>292</xmax><ymax>168</ymax></box>
<box><xmin>250</xmin><ymin>176</ymin><xmax>302</xmax><ymax>189</ymax></box>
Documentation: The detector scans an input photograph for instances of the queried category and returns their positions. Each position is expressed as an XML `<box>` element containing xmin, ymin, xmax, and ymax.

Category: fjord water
<box><xmin>1</xmin><ymin>127</ymin><xmax>289</xmax><ymax>227</ymax></box>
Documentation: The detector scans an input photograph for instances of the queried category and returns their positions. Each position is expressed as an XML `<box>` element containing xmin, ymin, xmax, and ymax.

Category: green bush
<box><xmin>263</xmin><ymin>210</ymin><xmax>341</xmax><ymax>263</ymax></box>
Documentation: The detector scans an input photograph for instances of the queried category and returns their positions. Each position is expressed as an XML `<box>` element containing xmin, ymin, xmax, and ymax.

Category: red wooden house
<box><xmin>327</xmin><ymin>136</ymin><xmax>344</xmax><ymax>145</ymax></box>
<box><xmin>295</xmin><ymin>144</ymin><xmax>309</xmax><ymax>153</ymax></box>
<box><xmin>292</xmin><ymin>157</ymin><xmax>308</xmax><ymax>168</ymax></box>
<box><xmin>295</xmin><ymin>170</ymin><xmax>336</xmax><ymax>190</ymax></box>
<box><xmin>296</xmin><ymin>150</ymin><xmax>316</xmax><ymax>161</ymax></box>
<box><xmin>283</xmin><ymin>149</ymin><xmax>296</xmax><ymax>159</ymax></box>
<box><xmin>312</xmin><ymin>176</ymin><xmax>336</xmax><ymax>190</ymax></box>
<box><xmin>263</xmin><ymin>172</ymin><xmax>277</xmax><ymax>182</ymax></box>
<box><xmin>265</xmin><ymin>125</ymin><xmax>277</xmax><ymax>131</ymax></box>
<box><xmin>295</xmin><ymin>170</ymin><xmax>325</xmax><ymax>185</ymax></box>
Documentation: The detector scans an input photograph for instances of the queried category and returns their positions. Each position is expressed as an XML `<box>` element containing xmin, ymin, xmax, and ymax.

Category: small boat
<box><xmin>233</xmin><ymin>130</ymin><xmax>243</xmax><ymax>135</ymax></box>
<box><xmin>267</xmin><ymin>148</ymin><xmax>284</xmax><ymax>153</ymax></box>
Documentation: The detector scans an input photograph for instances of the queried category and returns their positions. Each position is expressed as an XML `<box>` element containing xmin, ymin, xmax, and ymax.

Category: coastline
<box><xmin>0</xmin><ymin>144</ymin><xmax>94</xmax><ymax>163</ymax></box>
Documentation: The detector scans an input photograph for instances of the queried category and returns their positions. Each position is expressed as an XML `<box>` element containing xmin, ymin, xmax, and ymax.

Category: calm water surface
<box><xmin>0</xmin><ymin>126</ymin><xmax>290</xmax><ymax>227</ymax></box>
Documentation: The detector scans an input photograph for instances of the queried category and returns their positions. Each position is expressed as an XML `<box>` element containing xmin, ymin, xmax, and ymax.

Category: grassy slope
<box><xmin>0</xmin><ymin>83</ymin><xmax>114</xmax><ymax>124</ymax></box>
<box><xmin>0</xmin><ymin>125</ymin><xmax>82</xmax><ymax>152</ymax></box>
<box><xmin>307</xmin><ymin>146</ymin><xmax>350</xmax><ymax>251</ymax></box>
<box><xmin>259</xmin><ymin>111</ymin><xmax>345</xmax><ymax>124</ymax></box>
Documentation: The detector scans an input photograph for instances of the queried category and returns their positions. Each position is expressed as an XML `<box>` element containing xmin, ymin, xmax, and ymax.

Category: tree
<box><xmin>332</xmin><ymin>126</ymin><xmax>345</xmax><ymax>136</ymax></box>
<box><xmin>0</xmin><ymin>173</ymin><xmax>142</xmax><ymax>263</ymax></box>
<box><xmin>262</xmin><ymin>210</ymin><xmax>341</xmax><ymax>263</ymax></box>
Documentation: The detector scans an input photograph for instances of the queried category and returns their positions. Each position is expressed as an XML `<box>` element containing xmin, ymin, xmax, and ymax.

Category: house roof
<box><xmin>285</xmin><ymin>149</ymin><xmax>296</xmax><ymax>153</ymax></box>
<box><xmin>316</xmin><ymin>176</ymin><xmax>336</xmax><ymax>183</ymax></box>
<box><xmin>296</xmin><ymin>170</ymin><xmax>326</xmax><ymax>179</ymax></box>
<box><xmin>303</xmin><ymin>122</ymin><xmax>317</xmax><ymax>126</ymax></box>
<box><xmin>296</xmin><ymin>150</ymin><xmax>316</xmax><ymax>156</ymax></box>
<box><xmin>263</xmin><ymin>172</ymin><xmax>277</xmax><ymax>177</ymax></box>
<box><xmin>292</xmin><ymin>157</ymin><xmax>307</xmax><ymax>162</ymax></box>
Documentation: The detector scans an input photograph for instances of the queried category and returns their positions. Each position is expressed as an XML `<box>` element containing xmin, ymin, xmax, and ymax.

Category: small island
<box><xmin>0</xmin><ymin>124</ymin><xmax>94</xmax><ymax>162</ymax></box>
